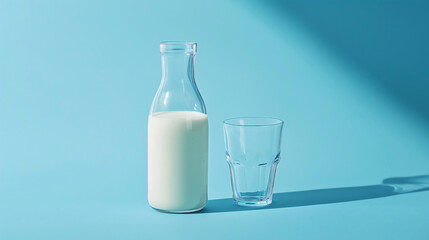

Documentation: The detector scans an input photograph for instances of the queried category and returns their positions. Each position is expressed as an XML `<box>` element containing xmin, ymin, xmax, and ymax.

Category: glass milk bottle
<box><xmin>148</xmin><ymin>41</ymin><xmax>208</xmax><ymax>213</ymax></box>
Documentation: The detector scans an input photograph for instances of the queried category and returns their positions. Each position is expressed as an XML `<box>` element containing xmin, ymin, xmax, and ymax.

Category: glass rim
<box><xmin>223</xmin><ymin>117</ymin><xmax>284</xmax><ymax>127</ymax></box>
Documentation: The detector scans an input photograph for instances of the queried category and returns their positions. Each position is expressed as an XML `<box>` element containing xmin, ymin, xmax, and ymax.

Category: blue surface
<box><xmin>1</xmin><ymin>0</ymin><xmax>429</xmax><ymax>239</ymax></box>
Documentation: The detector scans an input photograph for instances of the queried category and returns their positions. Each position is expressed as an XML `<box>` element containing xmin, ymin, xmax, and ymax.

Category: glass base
<box><xmin>234</xmin><ymin>198</ymin><xmax>272</xmax><ymax>207</ymax></box>
<box><xmin>150</xmin><ymin>204</ymin><xmax>205</xmax><ymax>214</ymax></box>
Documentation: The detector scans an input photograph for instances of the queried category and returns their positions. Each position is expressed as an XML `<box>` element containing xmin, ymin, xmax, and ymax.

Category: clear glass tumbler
<box><xmin>223</xmin><ymin>117</ymin><xmax>284</xmax><ymax>207</ymax></box>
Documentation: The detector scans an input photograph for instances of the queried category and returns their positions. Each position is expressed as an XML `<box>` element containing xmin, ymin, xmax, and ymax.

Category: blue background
<box><xmin>1</xmin><ymin>0</ymin><xmax>429</xmax><ymax>239</ymax></box>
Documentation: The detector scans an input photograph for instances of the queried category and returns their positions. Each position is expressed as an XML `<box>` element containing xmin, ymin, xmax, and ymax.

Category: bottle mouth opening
<box><xmin>160</xmin><ymin>41</ymin><xmax>197</xmax><ymax>53</ymax></box>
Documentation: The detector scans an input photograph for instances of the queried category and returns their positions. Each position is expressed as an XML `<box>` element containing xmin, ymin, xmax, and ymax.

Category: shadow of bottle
<box><xmin>199</xmin><ymin>175</ymin><xmax>429</xmax><ymax>214</ymax></box>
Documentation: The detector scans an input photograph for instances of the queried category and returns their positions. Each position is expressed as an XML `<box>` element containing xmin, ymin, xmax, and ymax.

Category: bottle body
<box><xmin>148</xmin><ymin>111</ymin><xmax>207</xmax><ymax>212</ymax></box>
<box><xmin>148</xmin><ymin>42</ymin><xmax>207</xmax><ymax>213</ymax></box>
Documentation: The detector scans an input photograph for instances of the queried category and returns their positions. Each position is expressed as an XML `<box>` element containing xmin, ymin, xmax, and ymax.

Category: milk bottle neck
<box><xmin>161</xmin><ymin>52</ymin><xmax>195</xmax><ymax>85</ymax></box>
<box><xmin>150</xmin><ymin>41</ymin><xmax>205</xmax><ymax>114</ymax></box>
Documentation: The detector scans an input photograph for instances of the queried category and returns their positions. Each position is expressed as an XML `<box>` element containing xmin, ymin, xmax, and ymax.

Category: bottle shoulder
<box><xmin>149</xmin><ymin>80</ymin><xmax>206</xmax><ymax>114</ymax></box>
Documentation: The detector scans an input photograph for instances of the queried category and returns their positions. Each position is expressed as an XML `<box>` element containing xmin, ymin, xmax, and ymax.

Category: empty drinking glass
<box><xmin>223</xmin><ymin>117</ymin><xmax>284</xmax><ymax>207</ymax></box>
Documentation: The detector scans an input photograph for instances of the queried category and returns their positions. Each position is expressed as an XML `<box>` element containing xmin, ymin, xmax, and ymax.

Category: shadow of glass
<box><xmin>199</xmin><ymin>175</ymin><xmax>429</xmax><ymax>214</ymax></box>
<box><xmin>383</xmin><ymin>175</ymin><xmax>429</xmax><ymax>193</ymax></box>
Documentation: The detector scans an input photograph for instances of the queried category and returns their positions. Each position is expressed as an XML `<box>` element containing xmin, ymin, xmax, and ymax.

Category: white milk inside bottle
<box><xmin>148</xmin><ymin>111</ymin><xmax>208</xmax><ymax>212</ymax></box>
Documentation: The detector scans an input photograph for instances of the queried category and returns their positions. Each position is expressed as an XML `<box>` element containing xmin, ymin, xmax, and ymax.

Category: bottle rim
<box><xmin>160</xmin><ymin>41</ymin><xmax>197</xmax><ymax>53</ymax></box>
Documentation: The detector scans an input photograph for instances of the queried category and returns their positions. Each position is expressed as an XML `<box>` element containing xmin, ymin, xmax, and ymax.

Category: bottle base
<box><xmin>150</xmin><ymin>204</ymin><xmax>206</xmax><ymax>214</ymax></box>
